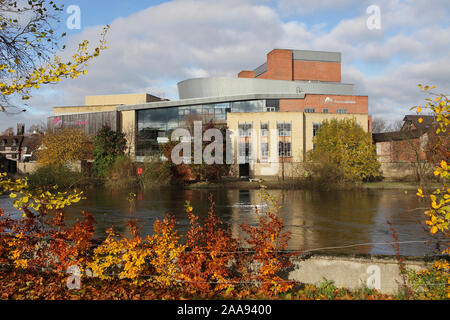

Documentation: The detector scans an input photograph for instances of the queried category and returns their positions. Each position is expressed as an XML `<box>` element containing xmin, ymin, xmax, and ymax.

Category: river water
<box><xmin>0</xmin><ymin>187</ymin><xmax>443</xmax><ymax>257</ymax></box>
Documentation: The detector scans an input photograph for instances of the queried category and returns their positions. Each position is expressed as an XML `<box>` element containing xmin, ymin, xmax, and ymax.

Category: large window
<box><xmin>277</xmin><ymin>122</ymin><xmax>291</xmax><ymax>136</ymax></box>
<box><xmin>238</xmin><ymin>123</ymin><xmax>252</xmax><ymax>162</ymax></box>
<box><xmin>278</xmin><ymin>141</ymin><xmax>291</xmax><ymax>157</ymax></box>
<box><xmin>313</xmin><ymin>123</ymin><xmax>322</xmax><ymax>137</ymax></box>
<box><xmin>277</xmin><ymin>122</ymin><xmax>291</xmax><ymax>158</ymax></box>
<box><xmin>260</xmin><ymin>123</ymin><xmax>269</xmax><ymax>161</ymax></box>
<box><xmin>136</xmin><ymin>100</ymin><xmax>270</xmax><ymax>156</ymax></box>
<box><xmin>231</xmin><ymin>100</ymin><xmax>264</xmax><ymax>113</ymax></box>
<box><xmin>337</xmin><ymin>108</ymin><xmax>347</xmax><ymax>114</ymax></box>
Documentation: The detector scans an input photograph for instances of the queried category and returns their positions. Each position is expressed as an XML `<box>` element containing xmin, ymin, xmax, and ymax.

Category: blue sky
<box><xmin>2</xmin><ymin>0</ymin><xmax>450</xmax><ymax>130</ymax></box>
<box><xmin>59</xmin><ymin>0</ymin><xmax>167</xmax><ymax>32</ymax></box>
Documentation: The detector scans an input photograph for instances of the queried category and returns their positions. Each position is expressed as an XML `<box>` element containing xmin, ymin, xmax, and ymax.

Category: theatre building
<box><xmin>48</xmin><ymin>49</ymin><xmax>371</xmax><ymax>178</ymax></box>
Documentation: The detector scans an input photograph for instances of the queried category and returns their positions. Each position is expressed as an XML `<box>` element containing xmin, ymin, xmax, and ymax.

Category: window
<box><xmin>238</xmin><ymin>123</ymin><xmax>252</xmax><ymax>161</ymax></box>
<box><xmin>313</xmin><ymin>123</ymin><xmax>322</xmax><ymax>137</ymax></box>
<box><xmin>277</xmin><ymin>123</ymin><xmax>291</xmax><ymax>136</ymax></box>
<box><xmin>238</xmin><ymin>123</ymin><xmax>252</xmax><ymax>137</ymax></box>
<box><xmin>277</xmin><ymin>122</ymin><xmax>291</xmax><ymax>157</ymax></box>
<box><xmin>322</xmin><ymin>108</ymin><xmax>329</xmax><ymax>113</ymax></box>
<box><xmin>304</xmin><ymin>108</ymin><xmax>315</xmax><ymax>113</ymax></box>
<box><xmin>337</xmin><ymin>108</ymin><xmax>347</xmax><ymax>114</ymax></box>
<box><xmin>260</xmin><ymin>123</ymin><xmax>268</xmax><ymax>136</ymax></box>
<box><xmin>261</xmin><ymin>142</ymin><xmax>269</xmax><ymax>158</ymax></box>
<box><xmin>238</xmin><ymin>142</ymin><xmax>251</xmax><ymax>157</ymax></box>
<box><xmin>260</xmin><ymin>123</ymin><xmax>269</xmax><ymax>161</ymax></box>
<box><xmin>266</xmin><ymin>99</ymin><xmax>280</xmax><ymax>112</ymax></box>
<box><xmin>278</xmin><ymin>141</ymin><xmax>291</xmax><ymax>157</ymax></box>
<box><xmin>1</xmin><ymin>139</ymin><xmax>6</xmax><ymax>146</ymax></box>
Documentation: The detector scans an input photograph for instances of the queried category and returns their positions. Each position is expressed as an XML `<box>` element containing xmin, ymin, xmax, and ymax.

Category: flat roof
<box><xmin>117</xmin><ymin>93</ymin><xmax>306</xmax><ymax>111</ymax></box>
<box><xmin>293</xmin><ymin>49</ymin><xmax>341</xmax><ymax>63</ymax></box>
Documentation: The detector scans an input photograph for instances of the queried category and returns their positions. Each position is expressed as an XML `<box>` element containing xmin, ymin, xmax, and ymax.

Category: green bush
<box><xmin>93</xmin><ymin>126</ymin><xmax>127</xmax><ymax>178</ymax></box>
<box><xmin>306</xmin><ymin>118</ymin><xmax>381</xmax><ymax>188</ymax></box>
<box><xmin>27</xmin><ymin>165</ymin><xmax>85</xmax><ymax>189</ymax></box>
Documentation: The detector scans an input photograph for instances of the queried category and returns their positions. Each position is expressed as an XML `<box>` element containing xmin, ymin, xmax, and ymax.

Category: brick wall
<box><xmin>256</xmin><ymin>49</ymin><xmax>293</xmax><ymax>80</ymax></box>
<box><xmin>238</xmin><ymin>49</ymin><xmax>343</xmax><ymax>82</ymax></box>
<box><xmin>238</xmin><ymin>70</ymin><xmax>254</xmax><ymax>78</ymax></box>
<box><xmin>293</xmin><ymin>60</ymin><xmax>341</xmax><ymax>82</ymax></box>
<box><xmin>279</xmin><ymin>94</ymin><xmax>368</xmax><ymax>114</ymax></box>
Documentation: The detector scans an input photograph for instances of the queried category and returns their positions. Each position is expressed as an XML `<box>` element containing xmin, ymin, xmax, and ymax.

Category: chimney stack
<box><xmin>17</xmin><ymin>123</ymin><xmax>25</xmax><ymax>136</ymax></box>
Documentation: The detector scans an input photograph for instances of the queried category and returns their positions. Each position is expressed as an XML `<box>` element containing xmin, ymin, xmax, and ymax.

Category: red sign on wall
<box><xmin>137</xmin><ymin>168</ymin><xmax>143</xmax><ymax>175</ymax></box>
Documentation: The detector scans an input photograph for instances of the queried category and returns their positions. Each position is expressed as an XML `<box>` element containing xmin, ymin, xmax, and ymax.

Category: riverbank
<box><xmin>0</xmin><ymin>251</ymin><xmax>446</xmax><ymax>299</ymax></box>
<box><xmin>0</xmin><ymin>267</ymin><xmax>396</xmax><ymax>300</ymax></box>
<box><xmin>184</xmin><ymin>179</ymin><xmax>440</xmax><ymax>191</ymax></box>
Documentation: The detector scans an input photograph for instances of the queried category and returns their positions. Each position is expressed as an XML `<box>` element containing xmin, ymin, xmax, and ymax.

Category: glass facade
<box><xmin>136</xmin><ymin>99</ymin><xmax>273</xmax><ymax>156</ymax></box>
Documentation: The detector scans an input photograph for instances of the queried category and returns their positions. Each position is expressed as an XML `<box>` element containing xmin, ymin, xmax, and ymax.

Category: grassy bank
<box><xmin>16</xmin><ymin>163</ymin><xmax>439</xmax><ymax>192</ymax></box>
<box><xmin>361</xmin><ymin>181</ymin><xmax>441</xmax><ymax>191</ymax></box>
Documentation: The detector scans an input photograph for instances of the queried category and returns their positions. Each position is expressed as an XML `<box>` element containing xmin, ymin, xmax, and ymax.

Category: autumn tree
<box><xmin>1</xmin><ymin>127</ymin><xmax>14</xmax><ymax>136</ymax></box>
<box><xmin>0</xmin><ymin>0</ymin><xmax>109</xmax><ymax>113</ymax></box>
<box><xmin>307</xmin><ymin>118</ymin><xmax>380</xmax><ymax>185</ymax></box>
<box><xmin>413</xmin><ymin>86</ymin><xmax>449</xmax><ymax>242</ymax></box>
<box><xmin>161</xmin><ymin>116</ymin><xmax>230</xmax><ymax>182</ymax></box>
<box><xmin>410</xmin><ymin>86</ymin><xmax>449</xmax><ymax>299</ymax></box>
<box><xmin>37</xmin><ymin>128</ymin><xmax>93</xmax><ymax>166</ymax></box>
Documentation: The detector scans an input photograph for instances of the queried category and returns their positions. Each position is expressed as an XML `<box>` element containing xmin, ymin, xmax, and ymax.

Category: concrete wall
<box><xmin>17</xmin><ymin>161</ymin><xmax>42</xmax><ymax>174</ymax></box>
<box><xmin>378</xmin><ymin>162</ymin><xmax>418</xmax><ymax>180</ymax></box>
<box><xmin>85</xmin><ymin>93</ymin><xmax>160</xmax><ymax>106</ymax></box>
<box><xmin>227</xmin><ymin>111</ymin><xmax>304</xmax><ymax>166</ymax></box>
<box><xmin>288</xmin><ymin>254</ymin><xmax>433</xmax><ymax>294</ymax></box>
<box><xmin>227</xmin><ymin>112</ymin><xmax>369</xmax><ymax>178</ymax></box>
<box><xmin>178</xmin><ymin>77</ymin><xmax>355</xmax><ymax>100</ymax></box>
<box><xmin>121</xmin><ymin>110</ymin><xmax>136</xmax><ymax>156</ymax></box>
<box><xmin>53</xmin><ymin>105</ymin><xmax>118</xmax><ymax>115</ymax></box>
<box><xmin>17</xmin><ymin>161</ymin><xmax>82</xmax><ymax>174</ymax></box>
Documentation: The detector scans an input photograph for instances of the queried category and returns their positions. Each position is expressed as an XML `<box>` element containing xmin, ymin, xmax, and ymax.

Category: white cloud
<box><xmin>1</xmin><ymin>0</ymin><xmax>449</xmax><ymax>131</ymax></box>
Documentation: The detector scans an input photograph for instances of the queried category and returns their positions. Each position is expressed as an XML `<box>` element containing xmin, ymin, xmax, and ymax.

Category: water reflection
<box><xmin>0</xmin><ymin>188</ymin><xmax>440</xmax><ymax>257</ymax></box>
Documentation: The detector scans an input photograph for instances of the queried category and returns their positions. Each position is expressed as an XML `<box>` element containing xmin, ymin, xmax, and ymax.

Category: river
<box><xmin>0</xmin><ymin>187</ymin><xmax>442</xmax><ymax>257</ymax></box>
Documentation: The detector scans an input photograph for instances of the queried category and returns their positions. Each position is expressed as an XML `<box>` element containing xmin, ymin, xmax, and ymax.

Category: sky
<box><xmin>3</xmin><ymin>0</ymin><xmax>450</xmax><ymax>132</ymax></box>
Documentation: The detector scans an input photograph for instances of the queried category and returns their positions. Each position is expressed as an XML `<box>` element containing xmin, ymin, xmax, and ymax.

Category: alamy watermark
<box><xmin>366</xmin><ymin>5</ymin><xmax>381</xmax><ymax>30</ymax></box>
<box><xmin>66</xmin><ymin>4</ymin><xmax>81</xmax><ymax>30</ymax></box>
<box><xmin>169</xmin><ymin>121</ymin><xmax>281</xmax><ymax>172</ymax></box>
<box><xmin>366</xmin><ymin>265</ymin><xmax>381</xmax><ymax>290</ymax></box>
